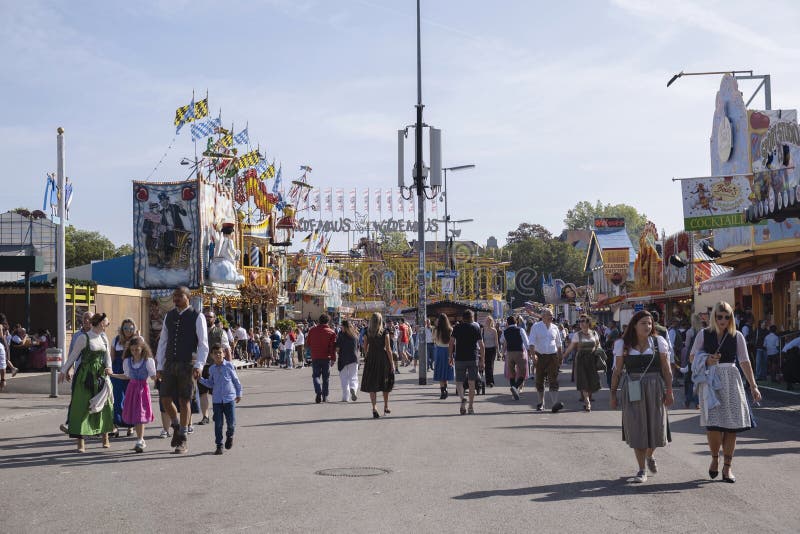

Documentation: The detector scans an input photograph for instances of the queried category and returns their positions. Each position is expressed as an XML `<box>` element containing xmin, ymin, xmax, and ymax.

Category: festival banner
<box><xmin>312</xmin><ymin>188</ymin><xmax>321</xmax><ymax>212</ymax></box>
<box><xmin>397</xmin><ymin>190</ymin><xmax>404</xmax><ymax>214</ymax></box>
<box><xmin>349</xmin><ymin>189</ymin><xmax>356</xmax><ymax>213</ymax></box>
<box><xmin>336</xmin><ymin>188</ymin><xmax>344</xmax><ymax>215</ymax></box>
<box><xmin>431</xmin><ymin>195</ymin><xmax>438</xmax><ymax>214</ymax></box>
<box><xmin>407</xmin><ymin>193</ymin><xmax>415</xmax><ymax>213</ymax></box>
<box><xmin>324</xmin><ymin>188</ymin><xmax>333</xmax><ymax>213</ymax></box>
<box><xmin>362</xmin><ymin>188</ymin><xmax>370</xmax><ymax>215</ymax></box>
<box><xmin>663</xmin><ymin>231</ymin><xmax>692</xmax><ymax>292</ymax></box>
<box><xmin>133</xmin><ymin>180</ymin><xmax>201</xmax><ymax>288</ymax></box>
<box><xmin>386</xmin><ymin>189</ymin><xmax>393</xmax><ymax>216</ymax></box>
<box><xmin>680</xmin><ymin>176</ymin><xmax>751</xmax><ymax>231</ymax></box>
<box><xmin>375</xmin><ymin>188</ymin><xmax>382</xmax><ymax>216</ymax></box>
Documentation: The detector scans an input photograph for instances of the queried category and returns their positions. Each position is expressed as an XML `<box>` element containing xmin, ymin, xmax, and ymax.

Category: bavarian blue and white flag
<box><xmin>272</xmin><ymin>165</ymin><xmax>282</xmax><ymax>195</ymax></box>
<box><xmin>191</xmin><ymin>116</ymin><xmax>222</xmax><ymax>141</ymax></box>
<box><xmin>255</xmin><ymin>158</ymin><xmax>269</xmax><ymax>174</ymax></box>
<box><xmin>233</xmin><ymin>127</ymin><xmax>249</xmax><ymax>146</ymax></box>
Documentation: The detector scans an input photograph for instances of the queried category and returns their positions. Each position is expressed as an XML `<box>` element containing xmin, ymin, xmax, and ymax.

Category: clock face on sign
<box><xmin>718</xmin><ymin>116</ymin><xmax>732</xmax><ymax>162</ymax></box>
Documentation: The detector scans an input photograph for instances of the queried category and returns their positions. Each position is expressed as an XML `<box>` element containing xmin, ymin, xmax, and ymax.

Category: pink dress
<box><xmin>122</xmin><ymin>359</ymin><xmax>155</xmax><ymax>425</ymax></box>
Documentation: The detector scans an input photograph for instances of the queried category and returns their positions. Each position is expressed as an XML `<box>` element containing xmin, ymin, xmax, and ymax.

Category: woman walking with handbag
<box><xmin>690</xmin><ymin>301</ymin><xmax>761</xmax><ymax>483</ymax></box>
<box><xmin>610</xmin><ymin>310</ymin><xmax>673</xmax><ymax>483</ymax></box>
<box><xmin>564</xmin><ymin>314</ymin><xmax>602</xmax><ymax>412</ymax></box>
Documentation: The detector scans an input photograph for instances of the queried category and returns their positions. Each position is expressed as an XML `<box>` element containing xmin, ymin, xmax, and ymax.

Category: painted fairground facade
<box><xmin>687</xmin><ymin>75</ymin><xmax>800</xmax><ymax>331</ymax></box>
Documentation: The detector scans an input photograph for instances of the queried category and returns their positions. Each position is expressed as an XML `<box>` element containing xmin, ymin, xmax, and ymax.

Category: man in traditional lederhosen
<box><xmin>155</xmin><ymin>286</ymin><xmax>208</xmax><ymax>453</ymax></box>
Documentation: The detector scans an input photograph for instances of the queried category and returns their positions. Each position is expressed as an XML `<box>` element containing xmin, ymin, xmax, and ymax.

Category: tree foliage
<box><xmin>380</xmin><ymin>231</ymin><xmax>410</xmax><ymax>252</ymax></box>
<box><xmin>506</xmin><ymin>222</ymin><xmax>552</xmax><ymax>245</ymax></box>
<box><xmin>563</xmin><ymin>200</ymin><xmax>647</xmax><ymax>249</ymax></box>
<box><xmin>65</xmin><ymin>225</ymin><xmax>133</xmax><ymax>268</ymax></box>
<box><xmin>506</xmin><ymin>229</ymin><xmax>585</xmax><ymax>305</ymax></box>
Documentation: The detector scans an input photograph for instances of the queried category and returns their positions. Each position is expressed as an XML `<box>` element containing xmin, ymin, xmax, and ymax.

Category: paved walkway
<box><xmin>1</xmin><ymin>364</ymin><xmax>799</xmax><ymax>533</ymax></box>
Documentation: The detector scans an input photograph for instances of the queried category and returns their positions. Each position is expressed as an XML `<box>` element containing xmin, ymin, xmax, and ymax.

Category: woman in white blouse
<box><xmin>610</xmin><ymin>310</ymin><xmax>674</xmax><ymax>483</ymax></box>
<box><xmin>59</xmin><ymin>313</ymin><xmax>114</xmax><ymax>452</ymax></box>
<box><xmin>689</xmin><ymin>301</ymin><xmax>761</xmax><ymax>483</ymax></box>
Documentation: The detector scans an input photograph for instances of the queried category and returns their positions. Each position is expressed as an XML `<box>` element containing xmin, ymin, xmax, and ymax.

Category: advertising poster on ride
<box><xmin>132</xmin><ymin>180</ymin><xmax>201</xmax><ymax>288</ymax></box>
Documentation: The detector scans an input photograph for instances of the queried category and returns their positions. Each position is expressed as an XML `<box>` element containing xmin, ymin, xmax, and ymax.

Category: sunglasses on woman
<box><xmin>715</xmin><ymin>314</ymin><xmax>731</xmax><ymax>321</ymax></box>
<box><xmin>578</xmin><ymin>319</ymin><xmax>589</xmax><ymax>323</ymax></box>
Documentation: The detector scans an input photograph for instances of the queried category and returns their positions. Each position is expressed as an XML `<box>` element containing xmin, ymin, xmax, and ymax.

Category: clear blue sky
<box><xmin>3</xmin><ymin>0</ymin><xmax>800</xmax><ymax>251</ymax></box>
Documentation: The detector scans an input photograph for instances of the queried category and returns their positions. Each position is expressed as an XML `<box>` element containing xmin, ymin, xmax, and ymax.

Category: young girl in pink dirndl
<box><xmin>120</xmin><ymin>337</ymin><xmax>156</xmax><ymax>453</ymax></box>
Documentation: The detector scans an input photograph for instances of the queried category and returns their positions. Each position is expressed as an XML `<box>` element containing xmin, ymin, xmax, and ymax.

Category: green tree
<box><xmin>506</xmin><ymin>230</ymin><xmax>585</xmax><ymax>304</ymax></box>
<box><xmin>115</xmin><ymin>244</ymin><xmax>134</xmax><ymax>257</ymax></box>
<box><xmin>65</xmin><ymin>225</ymin><xmax>132</xmax><ymax>268</ymax></box>
<box><xmin>506</xmin><ymin>222</ymin><xmax>552</xmax><ymax>245</ymax></box>
<box><xmin>380</xmin><ymin>231</ymin><xmax>410</xmax><ymax>252</ymax></box>
<box><xmin>563</xmin><ymin>200</ymin><xmax>647</xmax><ymax>249</ymax></box>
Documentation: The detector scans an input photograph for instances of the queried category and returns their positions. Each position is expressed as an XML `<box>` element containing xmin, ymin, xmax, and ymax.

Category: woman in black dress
<box><xmin>359</xmin><ymin>313</ymin><xmax>395</xmax><ymax>418</ymax></box>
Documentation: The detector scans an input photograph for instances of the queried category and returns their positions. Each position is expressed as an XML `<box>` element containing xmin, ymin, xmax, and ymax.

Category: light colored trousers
<box><xmin>339</xmin><ymin>362</ymin><xmax>359</xmax><ymax>401</ymax></box>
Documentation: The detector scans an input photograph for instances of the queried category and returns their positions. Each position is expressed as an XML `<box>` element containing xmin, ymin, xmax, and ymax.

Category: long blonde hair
<box><xmin>710</xmin><ymin>301</ymin><xmax>736</xmax><ymax>337</ymax></box>
<box><xmin>368</xmin><ymin>312</ymin><xmax>384</xmax><ymax>338</ymax></box>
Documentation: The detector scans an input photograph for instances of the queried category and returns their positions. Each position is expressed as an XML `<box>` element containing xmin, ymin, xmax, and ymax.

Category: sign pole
<box><xmin>56</xmin><ymin>128</ymin><xmax>67</xmax><ymax>379</ymax></box>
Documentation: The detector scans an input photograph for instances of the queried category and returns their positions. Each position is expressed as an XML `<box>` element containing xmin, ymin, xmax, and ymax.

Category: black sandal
<box><xmin>722</xmin><ymin>455</ymin><xmax>736</xmax><ymax>483</ymax></box>
<box><xmin>708</xmin><ymin>454</ymin><xmax>719</xmax><ymax>479</ymax></box>
<box><xmin>372</xmin><ymin>410</ymin><xmax>380</xmax><ymax>419</ymax></box>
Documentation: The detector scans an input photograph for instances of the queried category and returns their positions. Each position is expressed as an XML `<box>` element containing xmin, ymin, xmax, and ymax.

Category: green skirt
<box><xmin>68</xmin><ymin>351</ymin><xmax>114</xmax><ymax>438</ymax></box>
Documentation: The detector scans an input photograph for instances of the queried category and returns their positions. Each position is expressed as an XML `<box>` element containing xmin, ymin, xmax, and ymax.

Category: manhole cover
<box><xmin>315</xmin><ymin>467</ymin><xmax>391</xmax><ymax>477</ymax></box>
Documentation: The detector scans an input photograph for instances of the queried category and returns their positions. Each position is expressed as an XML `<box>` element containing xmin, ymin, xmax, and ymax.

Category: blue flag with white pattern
<box><xmin>233</xmin><ymin>127</ymin><xmax>249</xmax><ymax>146</ymax></box>
<box><xmin>191</xmin><ymin>116</ymin><xmax>222</xmax><ymax>141</ymax></box>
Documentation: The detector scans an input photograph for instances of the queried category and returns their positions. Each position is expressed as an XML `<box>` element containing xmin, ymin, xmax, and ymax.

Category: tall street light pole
<box><xmin>413</xmin><ymin>0</ymin><xmax>428</xmax><ymax>386</ymax></box>
<box><xmin>398</xmin><ymin>0</ymin><xmax>442</xmax><ymax>385</ymax></box>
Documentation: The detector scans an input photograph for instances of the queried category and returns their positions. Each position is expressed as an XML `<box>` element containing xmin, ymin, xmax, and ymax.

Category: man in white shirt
<box><xmin>232</xmin><ymin>321</ymin><xmax>249</xmax><ymax>361</ymax></box>
<box><xmin>294</xmin><ymin>328</ymin><xmax>305</xmax><ymax>368</ymax></box>
<box><xmin>528</xmin><ymin>309</ymin><xmax>564</xmax><ymax>412</ymax></box>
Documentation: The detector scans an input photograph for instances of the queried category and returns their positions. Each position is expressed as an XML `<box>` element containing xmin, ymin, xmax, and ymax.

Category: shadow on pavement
<box><xmin>0</xmin><ymin>445</ymin><xmax>204</xmax><ymax>470</ymax></box>
<box><xmin>453</xmin><ymin>477</ymin><xmax>713</xmax><ymax>502</ymax></box>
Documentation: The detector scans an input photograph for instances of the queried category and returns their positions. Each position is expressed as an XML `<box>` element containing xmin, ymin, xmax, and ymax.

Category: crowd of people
<box><xmin>0</xmin><ymin>291</ymin><xmax>788</xmax><ymax>484</ymax></box>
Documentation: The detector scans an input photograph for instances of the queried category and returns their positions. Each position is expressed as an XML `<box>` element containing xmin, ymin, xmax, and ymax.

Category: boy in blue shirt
<box><xmin>199</xmin><ymin>343</ymin><xmax>242</xmax><ymax>455</ymax></box>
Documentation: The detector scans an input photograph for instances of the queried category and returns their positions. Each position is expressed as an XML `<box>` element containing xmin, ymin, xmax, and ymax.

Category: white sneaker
<box><xmin>134</xmin><ymin>440</ymin><xmax>146</xmax><ymax>453</ymax></box>
<box><xmin>633</xmin><ymin>469</ymin><xmax>647</xmax><ymax>483</ymax></box>
<box><xmin>159</xmin><ymin>429</ymin><xmax>170</xmax><ymax>439</ymax></box>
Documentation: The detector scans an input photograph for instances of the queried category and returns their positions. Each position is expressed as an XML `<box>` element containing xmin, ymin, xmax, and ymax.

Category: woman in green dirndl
<box><xmin>59</xmin><ymin>313</ymin><xmax>114</xmax><ymax>452</ymax></box>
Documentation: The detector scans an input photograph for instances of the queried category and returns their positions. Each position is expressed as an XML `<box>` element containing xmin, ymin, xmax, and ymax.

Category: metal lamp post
<box><xmin>396</xmin><ymin>0</ymin><xmax>442</xmax><ymax>385</ymax></box>
<box><xmin>667</xmin><ymin>69</ymin><xmax>771</xmax><ymax>109</ymax></box>
<box><xmin>440</xmin><ymin>164</ymin><xmax>475</xmax><ymax>268</ymax></box>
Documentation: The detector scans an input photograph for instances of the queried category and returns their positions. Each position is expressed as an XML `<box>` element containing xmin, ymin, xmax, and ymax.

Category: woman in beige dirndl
<box><xmin>610</xmin><ymin>310</ymin><xmax>674</xmax><ymax>483</ymax></box>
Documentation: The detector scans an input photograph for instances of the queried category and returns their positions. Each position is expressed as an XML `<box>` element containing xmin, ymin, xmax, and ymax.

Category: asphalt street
<box><xmin>1</xmin><ymin>364</ymin><xmax>799</xmax><ymax>534</ymax></box>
